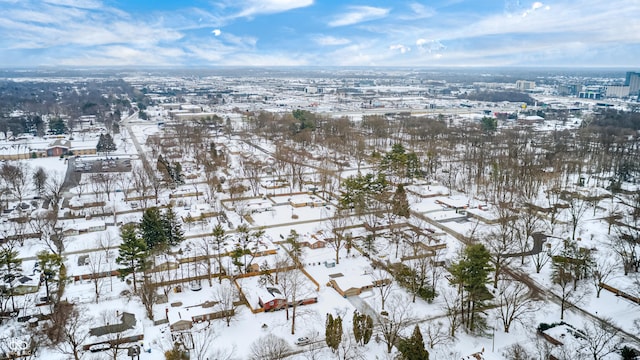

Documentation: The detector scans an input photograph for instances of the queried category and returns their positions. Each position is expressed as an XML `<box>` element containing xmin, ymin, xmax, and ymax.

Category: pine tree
<box><xmin>353</xmin><ymin>311</ymin><xmax>363</xmax><ymax>345</ymax></box>
<box><xmin>398</xmin><ymin>325</ymin><xmax>429</xmax><ymax>360</ymax></box>
<box><xmin>325</xmin><ymin>313</ymin><xmax>343</xmax><ymax>353</ymax></box>
<box><xmin>162</xmin><ymin>206</ymin><xmax>184</xmax><ymax>246</ymax></box>
<box><xmin>352</xmin><ymin>311</ymin><xmax>374</xmax><ymax>346</ymax></box>
<box><xmin>96</xmin><ymin>133</ymin><xmax>116</xmax><ymax>154</ymax></box>
<box><xmin>37</xmin><ymin>251</ymin><xmax>63</xmax><ymax>301</ymax></box>
<box><xmin>392</xmin><ymin>184</ymin><xmax>410</xmax><ymax>218</ymax></box>
<box><xmin>449</xmin><ymin>244</ymin><xmax>493</xmax><ymax>332</ymax></box>
<box><xmin>0</xmin><ymin>246</ymin><xmax>22</xmax><ymax>310</ymax></box>
<box><xmin>363</xmin><ymin>313</ymin><xmax>374</xmax><ymax>345</ymax></box>
<box><xmin>212</xmin><ymin>224</ymin><xmax>228</xmax><ymax>283</ymax></box>
<box><xmin>116</xmin><ymin>224</ymin><xmax>147</xmax><ymax>293</ymax></box>
<box><xmin>286</xmin><ymin>230</ymin><xmax>302</xmax><ymax>265</ymax></box>
<box><xmin>140</xmin><ymin>207</ymin><xmax>168</xmax><ymax>250</ymax></box>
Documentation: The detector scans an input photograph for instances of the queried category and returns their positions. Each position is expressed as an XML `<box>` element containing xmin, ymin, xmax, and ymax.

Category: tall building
<box><xmin>516</xmin><ymin>80</ymin><xmax>535</xmax><ymax>91</ymax></box>
<box><xmin>625</xmin><ymin>71</ymin><xmax>640</xmax><ymax>96</ymax></box>
<box><xmin>605</xmin><ymin>85</ymin><xmax>630</xmax><ymax>98</ymax></box>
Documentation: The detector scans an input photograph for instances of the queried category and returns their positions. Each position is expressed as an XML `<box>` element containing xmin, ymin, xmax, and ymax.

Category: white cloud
<box><xmin>389</xmin><ymin>44</ymin><xmax>410</xmax><ymax>54</ymax></box>
<box><xmin>314</xmin><ymin>35</ymin><xmax>350</xmax><ymax>46</ymax></box>
<box><xmin>416</xmin><ymin>38</ymin><xmax>445</xmax><ymax>53</ymax></box>
<box><xmin>212</xmin><ymin>29</ymin><xmax>221</xmax><ymax>36</ymax></box>
<box><xmin>42</xmin><ymin>0</ymin><xmax>102</xmax><ymax>9</ymax></box>
<box><xmin>430</xmin><ymin>0</ymin><xmax>639</xmax><ymax>47</ymax></box>
<box><xmin>0</xmin><ymin>1</ymin><xmax>182</xmax><ymax>50</ymax></box>
<box><xmin>522</xmin><ymin>1</ymin><xmax>549</xmax><ymax>17</ymax></box>
<box><xmin>234</xmin><ymin>0</ymin><xmax>314</xmax><ymax>18</ymax></box>
<box><xmin>328</xmin><ymin>6</ymin><xmax>390</xmax><ymax>27</ymax></box>
<box><xmin>403</xmin><ymin>3</ymin><xmax>435</xmax><ymax>19</ymax></box>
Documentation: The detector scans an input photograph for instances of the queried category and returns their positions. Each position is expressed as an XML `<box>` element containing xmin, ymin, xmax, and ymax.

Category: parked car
<box><xmin>295</xmin><ymin>337</ymin><xmax>311</xmax><ymax>346</ymax></box>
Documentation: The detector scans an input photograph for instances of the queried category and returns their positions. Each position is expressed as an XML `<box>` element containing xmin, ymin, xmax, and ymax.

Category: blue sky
<box><xmin>0</xmin><ymin>0</ymin><xmax>638</xmax><ymax>68</ymax></box>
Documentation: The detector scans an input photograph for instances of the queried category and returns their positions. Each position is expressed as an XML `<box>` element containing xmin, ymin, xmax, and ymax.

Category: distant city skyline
<box><xmin>0</xmin><ymin>0</ymin><xmax>638</xmax><ymax>68</ymax></box>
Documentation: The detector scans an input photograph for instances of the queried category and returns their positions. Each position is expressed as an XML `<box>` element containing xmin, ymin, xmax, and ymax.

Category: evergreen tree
<box><xmin>398</xmin><ymin>325</ymin><xmax>429</xmax><ymax>360</ymax></box>
<box><xmin>481</xmin><ymin>116</ymin><xmax>498</xmax><ymax>133</ymax></box>
<box><xmin>116</xmin><ymin>224</ymin><xmax>147</xmax><ymax>292</ymax></box>
<box><xmin>392</xmin><ymin>184</ymin><xmax>410</xmax><ymax>218</ymax></box>
<box><xmin>162</xmin><ymin>206</ymin><xmax>184</xmax><ymax>246</ymax></box>
<box><xmin>340</xmin><ymin>172</ymin><xmax>388</xmax><ymax>214</ymax></box>
<box><xmin>353</xmin><ymin>311</ymin><xmax>363</xmax><ymax>345</ymax></box>
<box><xmin>140</xmin><ymin>207</ymin><xmax>168</xmax><ymax>250</ymax></box>
<box><xmin>325</xmin><ymin>313</ymin><xmax>343</xmax><ymax>353</ymax></box>
<box><xmin>96</xmin><ymin>133</ymin><xmax>116</xmax><ymax>154</ymax></box>
<box><xmin>212</xmin><ymin>223</ymin><xmax>228</xmax><ymax>283</ymax></box>
<box><xmin>0</xmin><ymin>246</ymin><xmax>22</xmax><ymax>310</ymax></box>
<box><xmin>286</xmin><ymin>230</ymin><xmax>302</xmax><ymax>265</ymax></box>
<box><xmin>449</xmin><ymin>244</ymin><xmax>493</xmax><ymax>332</ymax></box>
<box><xmin>37</xmin><ymin>251</ymin><xmax>63</xmax><ymax>301</ymax></box>
<box><xmin>172</xmin><ymin>162</ymin><xmax>184</xmax><ymax>184</ymax></box>
<box><xmin>48</xmin><ymin>117</ymin><xmax>67</xmax><ymax>135</ymax></box>
<box><xmin>352</xmin><ymin>311</ymin><xmax>374</xmax><ymax>346</ymax></box>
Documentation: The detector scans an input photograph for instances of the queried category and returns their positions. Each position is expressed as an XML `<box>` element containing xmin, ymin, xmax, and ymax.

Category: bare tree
<box><xmin>44</xmin><ymin>171</ymin><xmax>66</xmax><ymax>213</ymax></box>
<box><xmin>93</xmin><ymin>173</ymin><xmax>116</xmax><ymax>202</ymax></box>
<box><xmin>375</xmin><ymin>294</ymin><xmax>414</xmax><ymax>353</ymax></box>
<box><xmin>514</xmin><ymin>207</ymin><xmax>543</xmax><ymax>264</ymax></box>
<box><xmin>1</xmin><ymin>162</ymin><xmax>30</xmax><ymax>205</ymax></box>
<box><xmin>32</xmin><ymin>166</ymin><xmax>48</xmax><ymax>197</ymax></box>
<box><xmin>249</xmin><ymin>334</ymin><xmax>290</xmax><ymax>360</ymax></box>
<box><xmin>101</xmin><ymin>310</ymin><xmax>125</xmax><ymax>360</ymax></box>
<box><xmin>31</xmin><ymin>210</ymin><xmax>66</xmax><ymax>256</ymax></box>
<box><xmin>441</xmin><ymin>288</ymin><xmax>462</xmax><ymax>337</ymax></box>
<box><xmin>590</xmin><ymin>258</ymin><xmax>616</xmax><ymax>298</ymax></box>
<box><xmin>75</xmin><ymin>175</ymin><xmax>87</xmax><ymax>199</ymax></box>
<box><xmin>139</xmin><ymin>275</ymin><xmax>157</xmax><ymax>320</ymax></box>
<box><xmin>486</xmin><ymin>205</ymin><xmax>518</xmax><ymax>288</ymax></box>
<box><xmin>243</xmin><ymin>158</ymin><xmax>264</xmax><ymax>196</ymax></box>
<box><xmin>423</xmin><ymin>320</ymin><xmax>451</xmax><ymax>349</ymax></box>
<box><xmin>552</xmin><ymin>255</ymin><xmax>590</xmax><ymax>320</ymax></box>
<box><xmin>337</xmin><ymin>330</ymin><xmax>365</xmax><ymax>360</ymax></box>
<box><xmin>191</xmin><ymin>326</ymin><xmax>233</xmax><ymax>360</ymax></box>
<box><xmin>610</xmin><ymin>225</ymin><xmax>639</xmax><ymax>275</ymax></box>
<box><xmin>532</xmin><ymin>239</ymin><xmax>557</xmax><ymax>274</ymax></box>
<box><xmin>131</xmin><ymin>165</ymin><xmax>152</xmax><ymax>209</ymax></box>
<box><xmin>579</xmin><ymin>317</ymin><xmax>621</xmax><ymax>360</ymax></box>
<box><xmin>98</xmin><ymin>232</ymin><xmax>115</xmax><ymax>292</ymax></box>
<box><xmin>198</xmin><ymin>236</ymin><xmax>215</xmax><ymax>287</ymax></box>
<box><xmin>502</xmin><ymin>343</ymin><xmax>534</xmax><ymax>360</ymax></box>
<box><xmin>116</xmin><ymin>172</ymin><xmax>131</xmax><ymax>201</ymax></box>
<box><xmin>87</xmin><ymin>252</ymin><xmax>104</xmax><ymax>303</ymax></box>
<box><xmin>496</xmin><ymin>279</ymin><xmax>538</xmax><ymax>333</ymax></box>
<box><xmin>42</xmin><ymin>302</ymin><xmax>89</xmax><ymax>360</ymax></box>
<box><xmin>567</xmin><ymin>195</ymin><xmax>589</xmax><ymax>241</ymax></box>
<box><xmin>370</xmin><ymin>268</ymin><xmax>393</xmax><ymax>311</ymax></box>
<box><xmin>327</xmin><ymin>209</ymin><xmax>349</xmax><ymax>265</ymax></box>
<box><xmin>212</xmin><ymin>280</ymin><xmax>238</xmax><ymax>327</ymax></box>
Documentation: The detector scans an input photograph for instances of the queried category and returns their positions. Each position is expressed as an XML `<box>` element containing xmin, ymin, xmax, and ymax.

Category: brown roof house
<box><xmin>46</xmin><ymin>139</ymin><xmax>71</xmax><ymax>157</ymax></box>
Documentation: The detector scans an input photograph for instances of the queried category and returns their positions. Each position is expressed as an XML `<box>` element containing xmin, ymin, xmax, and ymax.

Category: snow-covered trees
<box><xmin>448</xmin><ymin>244</ymin><xmax>493</xmax><ymax>332</ymax></box>
<box><xmin>116</xmin><ymin>224</ymin><xmax>147</xmax><ymax>293</ymax></box>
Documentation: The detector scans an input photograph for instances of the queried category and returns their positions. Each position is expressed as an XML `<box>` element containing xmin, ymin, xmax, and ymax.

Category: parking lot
<box><xmin>74</xmin><ymin>157</ymin><xmax>132</xmax><ymax>173</ymax></box>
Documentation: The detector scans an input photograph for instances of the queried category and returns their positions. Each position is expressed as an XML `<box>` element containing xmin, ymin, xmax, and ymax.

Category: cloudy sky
<box><xmin>0</xmin><ymin>0</ymin><xmax>638</xmax><ymax>68</ymax></box>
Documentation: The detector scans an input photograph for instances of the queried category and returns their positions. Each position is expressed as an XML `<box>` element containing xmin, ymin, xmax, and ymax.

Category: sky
<box><xmin>0</xmin><ymin>0</ymin><xmax>638</xmax><ymax>68</ymax></box>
